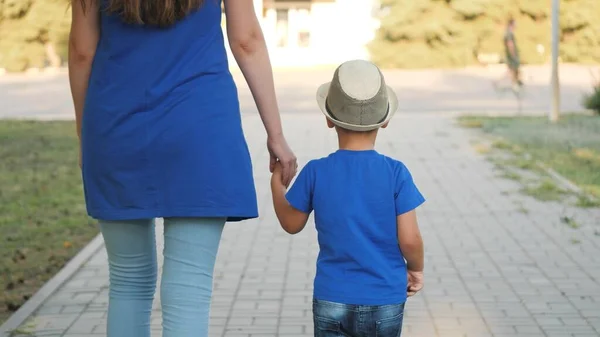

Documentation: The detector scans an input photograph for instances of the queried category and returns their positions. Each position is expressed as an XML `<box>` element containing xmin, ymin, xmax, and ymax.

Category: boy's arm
<box><xmin>397</xmin><ymin>210</ymin><xmax>424</xmax><ymax>296</ymax></box>
<box><xmin>397</xmin><ymin>210</ymin><xmax>424</xmax><ymax>270</ymax></box>
<box><xmin>271</xmin><ymin>164</ymin><xmax>310</xmax><ymax>234</ymax></box>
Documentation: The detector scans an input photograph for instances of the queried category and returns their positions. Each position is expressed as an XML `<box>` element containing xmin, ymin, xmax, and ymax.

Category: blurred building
<box><xmin>224</xmin><ymin>0</ymin><xmax>380</xmax><ymax>68</ymax></box>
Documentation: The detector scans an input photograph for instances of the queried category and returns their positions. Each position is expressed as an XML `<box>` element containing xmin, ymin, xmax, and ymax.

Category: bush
<box><xmin>583</xmin><ymin>76</ymin><xmax>600</xmax><ymax>114</ymax></box>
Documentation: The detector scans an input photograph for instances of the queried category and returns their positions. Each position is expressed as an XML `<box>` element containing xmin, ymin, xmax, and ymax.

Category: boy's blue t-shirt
<box><xmin>286</xmin><ymin>149</ymin><xmax>425</xmax><ymax>305</ymax></box>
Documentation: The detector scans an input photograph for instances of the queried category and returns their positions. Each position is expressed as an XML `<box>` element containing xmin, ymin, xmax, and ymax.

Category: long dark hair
<box><xmin>81</xmin><ymin>0</ymin><xmax>204</xmax><ymax>27</ymax></box>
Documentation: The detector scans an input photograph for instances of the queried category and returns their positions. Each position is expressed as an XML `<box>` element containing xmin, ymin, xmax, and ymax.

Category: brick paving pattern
<box><xmin>6</xmin><ymin>112</ymin><xmax>600</xmax><ymax>337</ymax></box>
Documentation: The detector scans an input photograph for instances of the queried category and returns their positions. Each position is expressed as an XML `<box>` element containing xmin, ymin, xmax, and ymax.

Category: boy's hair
<box><xmin>336</xmin><ymin>126</ymin><xmax>378</xmax><ymax>136</ymax></box>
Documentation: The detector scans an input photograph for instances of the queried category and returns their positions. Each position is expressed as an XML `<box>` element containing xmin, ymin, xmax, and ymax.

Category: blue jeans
<box><xmin>313</xmin><ymin>299</ymin><xmax>405</xmax><ymax>337</ymax></box>
<box><xmin>100</xmin><ymin>217</ymin><xmax>226</xmax><ymax>337</ymax></box>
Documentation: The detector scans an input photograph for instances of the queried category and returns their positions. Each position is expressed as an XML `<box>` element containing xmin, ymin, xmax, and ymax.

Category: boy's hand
<box><xmin>407</xmin><ymin>270</ymin><xmax>424</xmax><ymax>297</ymax></box>
<box><xmin>270</xmin><ymin>160</ymin><xmax>309</xmax><ymax>234</ymax></box>
<box><xmin>271</xmin><ymin>161</ymin><xmax>284</xmax><ymax>187</ymax></box>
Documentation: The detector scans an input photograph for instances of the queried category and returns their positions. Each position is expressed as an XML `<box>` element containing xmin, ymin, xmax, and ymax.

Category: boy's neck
<box><xmin>337</xmin><ymin>133</ymin><xmax>377</xmax><ymax>151</ymax></box>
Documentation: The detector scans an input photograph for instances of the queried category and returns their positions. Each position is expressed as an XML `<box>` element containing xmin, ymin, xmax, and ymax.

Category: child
<box><xmin>270</xmin><ymin>60</ymin><xmax>425</xmax><ymax>337</ymax></box>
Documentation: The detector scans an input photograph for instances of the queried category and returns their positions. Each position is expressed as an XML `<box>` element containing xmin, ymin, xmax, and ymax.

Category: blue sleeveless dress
<box><xmin>80</xmin><ymin>1</ymin><xmax>258</xmax><ymax>222</ymax></box>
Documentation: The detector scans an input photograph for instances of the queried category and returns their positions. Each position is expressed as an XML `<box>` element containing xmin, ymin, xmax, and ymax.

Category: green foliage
<box><xmin>0</xmin><ymin>0</ymin><xmax>71</xmax><ymax>72</ymax></box>
<box><xmin>583</xmin><ymin>85</ymin><xmax>600</xmax><ymax>114</ymax></box>
<box><xmin>2</xmin><ymin>0</ymin><xmax>600</xmax><ymax>71</ymax></box>
<box><xmin>370</xmin><ymin>0</ymin><xmax>600</xmax><ymax>68</ymax></box>
<box><xmin>583</xmin><ymin>72</ymin><xmax>600</xmax><ymax>114</ymax></box>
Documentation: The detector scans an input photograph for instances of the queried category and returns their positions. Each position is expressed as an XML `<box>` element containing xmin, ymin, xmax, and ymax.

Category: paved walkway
<box><xmin>6</xmin><ymin>113</ymin><xmax>600</xmax><ymax>337</ymax></box>
<box><xmin>1</xmin><ymin>64</ymin><xmax>598</xmax><ymax>120</ymax></box>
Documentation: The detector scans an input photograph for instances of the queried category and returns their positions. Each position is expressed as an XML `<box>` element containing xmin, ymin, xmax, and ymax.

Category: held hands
<box><xmin>271</xmin><ymin>160</ymin><xmax>284</xmax><ymax>188</ymax></box>
<box><xmin>407</xmin><ymin>270</ymin><xmax>424</xmax><ymax>297</ymax></box>
<box><xmin>267</xmin><ymin>133</ymin><xmax>297</xmax><ymax>187</ymax></box>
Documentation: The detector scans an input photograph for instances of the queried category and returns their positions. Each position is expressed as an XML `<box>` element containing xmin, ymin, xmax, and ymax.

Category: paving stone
<box><xmin>61</xmin><ymin>305</ymin><xmax>87</xmax><ymax>314</ymax></box>
<box><xmin>66</xmin><ymin>318</ymin><xmax>105</xmax><ymax>334</ymax></box>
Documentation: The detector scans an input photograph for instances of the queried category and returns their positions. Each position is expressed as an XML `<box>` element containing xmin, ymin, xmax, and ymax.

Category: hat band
<box><xmin>325</xmin><ymin>98</ymin><xmax>390</xmax><ymax>125</ymax></box>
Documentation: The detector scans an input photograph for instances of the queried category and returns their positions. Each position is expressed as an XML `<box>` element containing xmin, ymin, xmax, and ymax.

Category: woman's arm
<box><xmin>223</xmin><ymin>0</ymin><xmax>297</xmax><ymax>186</ymax></box>
<box><xmin>223</xmin><ymin>0</ymin><xmax>280</xmax><ymax>138</ymax></box>
<box><xmin>68</xmin><ymin>0</ymin><xmax>100</xmax><ymax>143</ymax></box>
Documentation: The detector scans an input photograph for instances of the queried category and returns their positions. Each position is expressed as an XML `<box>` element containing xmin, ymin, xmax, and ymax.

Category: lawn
<box><xmin>0</xmin><ymin>121</ymin><xmax>98</xmax><ymax>324</ymax></box>
<box><xmin>458</xmin><ymin>115</ymin><xmax>600</xmax><ymax>198</ymax></box>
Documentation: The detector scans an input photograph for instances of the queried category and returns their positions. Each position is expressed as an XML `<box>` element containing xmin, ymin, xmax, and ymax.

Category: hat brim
<box><xmin>316</xmin><ymin>82</ymin><xmax>398</xmax><ymax>132</ymax></box>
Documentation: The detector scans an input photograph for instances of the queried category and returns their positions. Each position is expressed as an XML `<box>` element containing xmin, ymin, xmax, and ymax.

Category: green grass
<box><xmin>576</xmin><ymin>195</ymin><xmax>600</xmax><ymax>208</ymax></box>
<box><xmin>512</xmin><ymin>200</ymin><xmax>529</xmax><ymax>214</ymax></box>
<box><xmin>457</xmin><ymin>118</ymin><xmax>484</xmax><ymax>129</ymax></box>
<box><xmin>501</xmin><ymin>156</ymin><xmax>539</xmax><ymax>171</ymax></box>
<box><xmin>0</xmin><ymin>121</ymin><xmax>97</xmax><ymax>324</ymax></box>
<box><xmin>499</xmin><ymin>170</ymin><xmax>522</xmax><ymax>181</ymax></box>
<box><xmin>560</xmin><ymin>216</ymin><xmax>581</xmax><ymax>229</ymax></box>
<box><xmin>521</xmin><ymin>179</ymin><xmax>569</xmax><ymax>202</ymax></box>
<box><xmin>459</xmin><ymin>115</ymin><xmax>600</xmax><ymax>200</ymax></box>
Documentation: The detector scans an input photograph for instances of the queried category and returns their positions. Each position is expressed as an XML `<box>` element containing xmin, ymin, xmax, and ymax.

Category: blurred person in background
<box><xmin>494</xmin><ymin>17</ymin><xmax>523</xmax><ymax>92</ymax></box>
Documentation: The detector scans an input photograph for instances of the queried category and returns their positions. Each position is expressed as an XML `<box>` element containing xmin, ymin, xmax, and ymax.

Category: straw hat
<box><xmin>316</xmin><ymin>60</ymin><xmax>398</xmax><ymax>132</ymax></box>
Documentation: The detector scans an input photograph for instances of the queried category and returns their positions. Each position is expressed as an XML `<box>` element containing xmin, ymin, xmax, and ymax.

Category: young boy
<box><xmin>270</xmin><ymin>59</ymin><xmax>426</xmax><ymax>337</ymax></box>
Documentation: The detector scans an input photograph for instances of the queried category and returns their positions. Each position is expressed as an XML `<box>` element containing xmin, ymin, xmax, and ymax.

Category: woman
<box><xmin>68</xmin><ymin>0</ymin><xmax>297</xmax><ymax>336</ymax></box>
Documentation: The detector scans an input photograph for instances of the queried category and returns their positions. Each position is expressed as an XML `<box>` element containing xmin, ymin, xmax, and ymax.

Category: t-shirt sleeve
<box><xmin>285</xmin><ymin>161</ymin><xmax>315</xmax><ymax>214</ymax></box>
<box><xmin>395</xmin><ymin>164</ymin><xmax>425</xmax><ymax>215</ymax></box>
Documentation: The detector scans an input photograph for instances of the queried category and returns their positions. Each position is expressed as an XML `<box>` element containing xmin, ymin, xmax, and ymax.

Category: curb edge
<box><xmin>536</xmin><ymin>161</ymin><xmax>585</xmax><ymax>195</ymax></box>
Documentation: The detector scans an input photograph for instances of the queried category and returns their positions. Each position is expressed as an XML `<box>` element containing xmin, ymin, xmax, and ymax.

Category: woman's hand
<box><xmin>267</xmin><ymin>134</ymin><xmax>297</xmax><ymax>187</ymax></box>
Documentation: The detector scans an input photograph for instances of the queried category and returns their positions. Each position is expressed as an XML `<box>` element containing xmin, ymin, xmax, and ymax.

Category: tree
<box><xmin>1</xmin><ymin>0</ymin><xmax>599</xmax><ymax>71</ymax></box>
<box><xmin>369</xmin><ymin>0</ymin><xmax>599</xmax><ymax>68</ymax></box>
<box><xmin>560</xmin><ymin>0</ymin><xmax>600</xmax><ymax>63</ymax></box>
<box><xmin>0</xmin><ymin>0</ymin><xmax>71</xmax><ymax>72</ymax></box>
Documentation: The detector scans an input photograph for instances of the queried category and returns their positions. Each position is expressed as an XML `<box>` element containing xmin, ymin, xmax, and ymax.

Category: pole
<box><xmin>550</xmin><ymin>0</ymin><xmax>560</xmax><ymax>122</ymax></box>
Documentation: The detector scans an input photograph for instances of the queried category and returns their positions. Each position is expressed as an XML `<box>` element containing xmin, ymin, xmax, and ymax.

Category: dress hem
<box><xmin>88</xmin><ymin>207</ymin><xmax>259</xmax><ymax>223</ymax></box>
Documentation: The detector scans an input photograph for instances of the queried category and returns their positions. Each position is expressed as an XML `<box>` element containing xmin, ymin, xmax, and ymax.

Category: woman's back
<box><xmin>89</xmin><ymin>1</ymin><xmax>230</xmax><ymax>110</ymax></box>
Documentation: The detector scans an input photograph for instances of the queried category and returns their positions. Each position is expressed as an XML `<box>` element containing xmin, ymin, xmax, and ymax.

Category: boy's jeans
<box><xmin>313</xmin><ymin>299</ymin><xmax>405</xmax><ymax>337</ymax></box>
